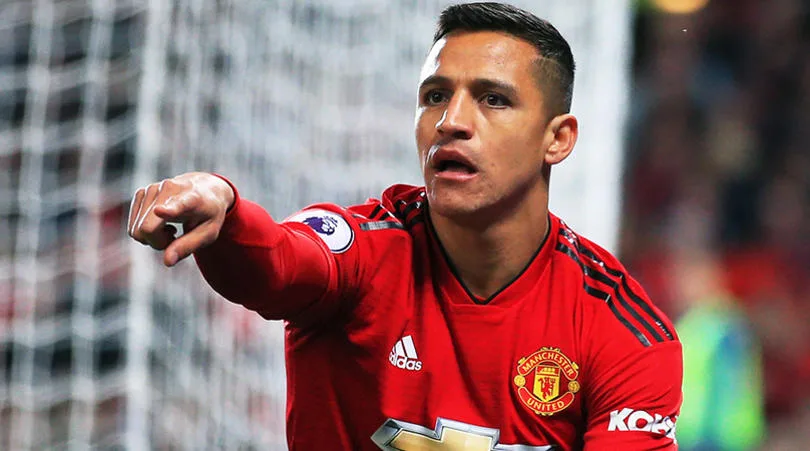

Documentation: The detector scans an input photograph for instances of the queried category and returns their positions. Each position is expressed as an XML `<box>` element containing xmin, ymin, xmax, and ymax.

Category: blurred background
<box><xmin>0</xmin><ymin>0</ymin><xmax>807</xmax><ymax>449</ymax></box>
<box><xmin>624</xmin><ymin>0</ymin><xmax>809</xmax><ymax>449</ymax></box>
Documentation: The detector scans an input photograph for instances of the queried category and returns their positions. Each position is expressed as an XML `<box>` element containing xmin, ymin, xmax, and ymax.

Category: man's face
<box><xmin>415</xmin><ymin>31</ymin><xmax>551</xmax><ymax>219</ymax></box>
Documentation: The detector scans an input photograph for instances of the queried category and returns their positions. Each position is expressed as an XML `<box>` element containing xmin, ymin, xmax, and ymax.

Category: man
<box><xmin>128</xmin><ymin>3</ymin><xmax>682</xmax><ymax>450</ymax></box>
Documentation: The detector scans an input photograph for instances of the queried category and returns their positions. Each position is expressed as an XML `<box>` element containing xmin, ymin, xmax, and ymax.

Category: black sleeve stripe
<box><xmin>395</xmin><ymin>199</ymin><xmax>406</xmax><ymax>213</ymax></box>
<box><xmin>563</xmin><ymin>244</ymin><xmax>665</xmax><ymax>342</ymax></box>
<box><xmin>405</xmin><ymin>215</ymin><xmax>424</xmax><ymax>229</ymax></box>
<box><xmin>577</xmin><ymin>253</ymin><xmax>665</xmax><ymax>343</ymax></box>
<box><xmin>577</xmin><ymin>245</ymin><xmax>675</xmax><ymax>341</ymax></box>
<box><xmin>394</xmin><ymin>200</ymin><xmax>407</xmax><ymax>217</ymax></box>
<box><xmin>556</xmin><ymin>242</ymin><xmax>653</xmax><ymax>347</ymax></box>
<box><xmin>359</xmin><ymin>221</ymin><xmax>405</xmax><ymax>231</ymax></box>
<box><xmin>618</xmin><ymin>275</ymin><xmax>675</xmax><ymax>340</ymax></box>
<box><xmin>402</xmin><ymin>200</ymin><xmax>423</xmax><ymax>218</ymax></box>
<box><xmin>393</xmin><ymin>199</ymin><xmax>425</xmax><ymax>229</ymax></box>
<box><xmin>368</xmin><ymin>204</ymin><xmax>384</xmax><ymax>220</ymax></box>
<box><xmin>584</xmin><ymin>284</ymin><xmax>652</xmax><ymax>348</ymax></box>
<box><xmin>562</xmin><ymin>229</ymin><xmax>674</xmax><ymax>341</ymax></box>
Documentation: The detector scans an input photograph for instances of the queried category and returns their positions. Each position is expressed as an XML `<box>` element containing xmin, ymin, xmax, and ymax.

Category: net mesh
<box><xmin>0</xmin><ymin>0</ymin><xmax>630</xmax><ymax>448</ymax></box>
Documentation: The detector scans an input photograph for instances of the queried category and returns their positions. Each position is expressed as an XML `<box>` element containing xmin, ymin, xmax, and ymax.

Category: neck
<box><xmin>429</xmin><ymin>189</ymin><xmax>550</xmax><ymax>300</ymax></box>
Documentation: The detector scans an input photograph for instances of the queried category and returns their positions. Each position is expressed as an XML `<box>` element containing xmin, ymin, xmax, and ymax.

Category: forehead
<box><xmin>419</xmin><ymin>31</ymin><xmax>539</xmax><ymax>84</ymax></box>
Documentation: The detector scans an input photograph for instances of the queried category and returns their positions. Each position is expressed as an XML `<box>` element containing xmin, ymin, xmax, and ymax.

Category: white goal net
<box><xmin>0</xmin><ymin>0</ymin><xmax>631</xmax><ymax>449</ymax></box>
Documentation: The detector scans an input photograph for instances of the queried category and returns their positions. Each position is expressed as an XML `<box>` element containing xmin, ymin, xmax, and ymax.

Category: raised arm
<box><xmin>127</xmin><ymin>172</ymin><xmax>340</xmax><ymax>323</ymax></box>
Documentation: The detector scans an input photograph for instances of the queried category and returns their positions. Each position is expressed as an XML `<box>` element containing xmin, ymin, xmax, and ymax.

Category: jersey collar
<box><xmin>426</xmin><ymin>210</ymin><xmax>559</xmax><ymax>307</ymax></box>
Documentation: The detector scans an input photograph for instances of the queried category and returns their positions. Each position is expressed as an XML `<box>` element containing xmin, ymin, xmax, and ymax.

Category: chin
<box><xmin>425</xmin><ymin>188</ymin><xmax>484</xmax><ymax>219</ymax></box>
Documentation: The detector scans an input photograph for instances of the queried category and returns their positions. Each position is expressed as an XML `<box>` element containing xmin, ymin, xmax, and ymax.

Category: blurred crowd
<box><xmin>623</xmin><ymin>0</ymin><xmax>810</xmax><ymax>449</ymax></box>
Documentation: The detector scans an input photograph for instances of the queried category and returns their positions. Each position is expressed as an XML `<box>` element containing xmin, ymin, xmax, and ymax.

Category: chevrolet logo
<box><xmin>371</xmin><ymin>417</ymin><xmax>555</xmax><ymax>450</ymax></box>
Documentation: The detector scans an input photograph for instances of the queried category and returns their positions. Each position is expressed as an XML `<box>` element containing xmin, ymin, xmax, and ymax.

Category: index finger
<box><xmin>162</xmin><ymin>219</ymin><xmax>219</xmax><ymax>266</ymax></box>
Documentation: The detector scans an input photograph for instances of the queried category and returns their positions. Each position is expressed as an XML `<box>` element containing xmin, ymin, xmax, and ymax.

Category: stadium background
<box><xmin>0</xmin><ymin>0</ymin><xmax>807</xmax><ymax>449</ymax></box>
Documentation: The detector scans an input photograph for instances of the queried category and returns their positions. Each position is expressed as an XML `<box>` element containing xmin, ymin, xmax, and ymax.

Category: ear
<box><xmin>543</xmin><ymin>114</ymin><xmax>578</xmax><ymax>166</ymax></box>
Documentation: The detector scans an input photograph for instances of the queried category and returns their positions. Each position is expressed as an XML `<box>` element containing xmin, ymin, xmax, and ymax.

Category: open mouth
<box><xmin>430</xmin><ymin>146</ymin><xmax>478</xmax><ymax>176</ymax></box>
<box><xmin>436</xmin><ymin>159</ymin><xmax>477</xmax><ymax>174</ymax></box>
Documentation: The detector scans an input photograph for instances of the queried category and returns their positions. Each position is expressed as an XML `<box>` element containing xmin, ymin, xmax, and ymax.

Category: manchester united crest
<box><xmin>513</xmin><ymin>347</ymin><xmax>580</xmax><ymax>416</ymax></box>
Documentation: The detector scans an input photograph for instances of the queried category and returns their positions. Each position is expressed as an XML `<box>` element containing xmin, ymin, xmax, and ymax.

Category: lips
<box><xmin>430</xmin><ymin>147</ymin><xmax>478</xmax><ymax>175</ymax></box>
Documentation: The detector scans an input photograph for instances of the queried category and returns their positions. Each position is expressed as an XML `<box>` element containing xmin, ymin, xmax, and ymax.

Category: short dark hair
<box><xmin>433</xmin><ymin>2</ymin><xmax>575</xmax><ymax>115</ymax></box>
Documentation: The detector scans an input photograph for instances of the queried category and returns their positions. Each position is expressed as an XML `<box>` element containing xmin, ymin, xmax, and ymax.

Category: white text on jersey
<box><xmin>608</xmin><ymin>408</ymin><xmax>677</xmax><ymax>440</ymax></box>
<box><xmin>389</xmin><ymin>335</ymin><xmax>422</xmax><ymax>371</ymax></box>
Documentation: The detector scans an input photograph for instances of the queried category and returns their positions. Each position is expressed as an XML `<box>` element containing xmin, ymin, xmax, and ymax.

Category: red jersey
<box><xmin>194</xmin><ymin>182</ymin><xmax>682</xmax><ymax>450</ymax></box>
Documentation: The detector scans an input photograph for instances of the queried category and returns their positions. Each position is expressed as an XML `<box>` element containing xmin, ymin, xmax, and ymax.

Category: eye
<box><xmin>424</xmin><ymin>90</ymin><xmax>447</xmax><ymax>106</ymax></box>
<box><xmin>482</xmin><ymin>93</ymin><xmax>509</xmax><ymax>107</ymax></box>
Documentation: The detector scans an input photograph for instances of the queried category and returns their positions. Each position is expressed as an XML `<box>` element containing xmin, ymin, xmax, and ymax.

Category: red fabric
<box><xmin>195</xmin><ymin>181</ymin><xmax>683</xmax><ymax>451</ymax></box>
<box><xmin>723</xmin><ymin>247</ymin><xmax>805</xmax><ymax>307</ymax></box>
<box><xmin>723</xmin><ymin>246</ymin><xmax>810</xmax><ymax>419</ymax></box>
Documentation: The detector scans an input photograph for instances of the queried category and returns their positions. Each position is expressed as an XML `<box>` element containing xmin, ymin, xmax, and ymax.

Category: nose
<box><xmin>435</xmin><ymin>93</ymin><xmax>473</xmax><ymax>140</ymax></box>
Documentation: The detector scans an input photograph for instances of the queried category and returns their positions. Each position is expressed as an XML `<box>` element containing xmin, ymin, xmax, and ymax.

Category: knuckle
<box><xmin>164</xmin><ymin>177</ymin><xmax>182</xmax><ymax>189</ymax></box>
<box><xmin>180</xmin><ymin>191</ymin><xmax>202</xmax><ymax>211</ymax></box>
<box><xmin>161</xmin><ymin>195</ymin><xmax>175</xmax><ymax>207</ymax></box>
<box><xmin>186</xmin><ymin>190</ymin><xmax>202</xmax><ymax>203</ymax></box>
<box><xmin>165</xmin><ymin>176</ymin><xmax>194</xmax><ymax>196</ymax></box>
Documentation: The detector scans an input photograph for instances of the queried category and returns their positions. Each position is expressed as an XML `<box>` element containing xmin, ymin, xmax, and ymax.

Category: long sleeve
<box><xmin>193</xmin><ymin>183</ymin><xmax>340</xmax><ymax>324</ymax></box>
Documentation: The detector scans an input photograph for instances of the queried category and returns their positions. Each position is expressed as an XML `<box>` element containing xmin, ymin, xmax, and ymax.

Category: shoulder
<box><xmin>550</xmin><ymin>214</ymin><xmax>679</xmax><ymax>350</ymax></box>
<box><xmin>283</xmin><ymin>184</ymin><xmax>426</xmax><ymax>253</ymax></box>
<box><xmin>349</xmin><ymin>184</ymin><xmax>427</xmax><ymax>232</ymax></box>
<box><xmin>344</xmin><ymin>183</ymin><xmax>427</xmax><ymax>232</ymax></box>
<box><xmin>378</xmin><ymin>183</ymin><xmax>428</xmax><ymax>229</ymax></box>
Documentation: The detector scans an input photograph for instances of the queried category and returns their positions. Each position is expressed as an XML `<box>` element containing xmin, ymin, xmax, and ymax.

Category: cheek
<box><xmin>414</xmin><ymin>112</ymin><xmax>433</xmax><ymax>156</ymax></box>
<box><xmin>415</xmin><ymin>109</ymin><xmax>432</xmax><ymax>136</ymax></box>
<box><xmin>499</xmin><ymin>137</ymin><xmax>544</xmax><ymax>175</ymax></box>
<box><xmin>513</xmin><ymin>127</ymin><xmax>547</xmax><ymax>164</ymax></box>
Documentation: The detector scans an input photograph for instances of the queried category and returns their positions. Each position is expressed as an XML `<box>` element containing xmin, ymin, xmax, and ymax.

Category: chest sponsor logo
<box><xmin>371</xmin><ymin>417</ymin><xmax>555</xmax><ymax>450</ymax></box>
<box><xmin>285</xmin><ymin>209</ymin><xmax>354</xmax><ymax>253</ymax></box>
<box><xmin>513</xmin><ymin>347</ymin><xmax>580</xmax><ymax>416</ymax></box>
<box><xmin>608</xmin><ymin>408</ymin><xmax>677</xmax><ymax>439</ymax></box>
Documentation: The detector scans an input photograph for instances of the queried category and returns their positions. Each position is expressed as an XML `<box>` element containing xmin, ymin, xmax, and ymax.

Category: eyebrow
<box><xmin>418</xmin><ymin>75</ymin><xmax>519</xmax><ymax>99</ymax></box>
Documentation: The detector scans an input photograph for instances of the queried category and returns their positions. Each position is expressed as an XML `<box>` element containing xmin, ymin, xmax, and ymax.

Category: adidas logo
<box><xmin>388</xmin><ymin>335</ymin><xmax>422</xmax><ymax>371</ymax></box>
